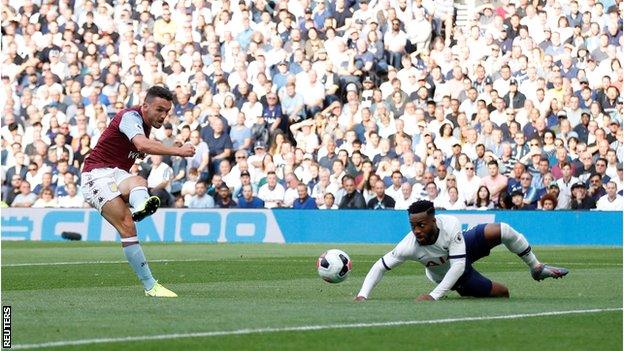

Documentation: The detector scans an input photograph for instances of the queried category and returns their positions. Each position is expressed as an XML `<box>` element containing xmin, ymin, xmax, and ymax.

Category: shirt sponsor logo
<box><xmin>128</xmin><ymin>151</ymin><xmax>145</xmax><ymax>159</ymax></box>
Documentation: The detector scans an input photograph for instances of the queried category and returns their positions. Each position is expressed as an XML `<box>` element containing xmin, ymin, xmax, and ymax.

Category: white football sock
<box><xmin>122</xmin><ymin>236</ymin><xmax>156</xmax><ymax>290</ymax></box>
<box><xmin>129</xmin><ymin>186</ymin><xmax>149</xmax><ymax>210</ymax></box>
<box><xmin>500</xmin><ymin>222</ymin><xmax>540</xmax><ymax>269</ymax></box>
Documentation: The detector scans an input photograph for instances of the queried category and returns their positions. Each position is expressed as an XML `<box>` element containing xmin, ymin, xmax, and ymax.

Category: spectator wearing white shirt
<box><xmin>394</xmin><ymin>182</ymin><xmax>417</xmax><ymax>210</ymax></box>
<box><xmin>57</xmin><ymin>182</ymin><xmax>87</xmax><ymax>208</ymax></box>
<box><xmin>282</xmin><ymin>173</ymin><xmax>300</xmax><ymax>208</ymax></box>
<box><xmin>147</xmin><ymin>154</ymin><xmax>174</xmax><ymax>206</ymax></box>
<box><xmin>405</xmin><ymin>7</ymin><xmax>431</xmax><ymax>55</ymax></box>
<box><xmin>31</xmin><ymin>187</ymin><xmax>59</xmax><ymax>208</ymax></box>
<box><xmin>383</xmin><ymin>18</ymin><xmax>407</xmax><ymax>69</ymax></box>
<box><xmin>318</xmin><ymin>192</ymin><xmax>339</xmax><ymax>210</ymax></box>
<box><xmin>441</xmin><ymin>186</ymin><xmax>467</xmax><ymax>210</ymax></box>
<box><xmin>257</xmin><ymin>171</ymin><xmax>285</xmax><ymax>208</ymax></box>
<box><xmin>290</xmin><ymin>119</ymin><xmax>319</xmax><ymax>154</ymax></box>
<box><xmin>457</xmin><ymin>162</ymin><xmax>482</xmax><ymax>206</ymax></box>
<box><xmin>385</xmin><ymin>171</ymin><xmax>404</xmax><ymax>202</ymax></box>
<box><xmin>596</xmin><ymin>181</ymin><xmax>623</xmax><ymax>211</ymax></box>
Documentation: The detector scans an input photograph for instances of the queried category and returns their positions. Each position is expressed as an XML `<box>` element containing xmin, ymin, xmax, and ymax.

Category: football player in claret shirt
<box><xmin>355</xmin><ymin>200</ymin><xmax>569</xmax><ymax>301</ymax></box>
<box><xmin>81</xmin><ymin>86</ymin><xmax>195</xmax><ymax>297</ymax></box>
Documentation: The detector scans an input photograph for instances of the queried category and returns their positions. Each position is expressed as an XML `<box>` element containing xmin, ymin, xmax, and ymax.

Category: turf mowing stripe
<box><xmin>10</xmin><ymin>307</ymin><xmax>622</xmax><ymax>350</ymax></box>
<box><xmin>4</xmin><ymin>260</ymin><xmax>622</xmax><ymax>267</ymax></box>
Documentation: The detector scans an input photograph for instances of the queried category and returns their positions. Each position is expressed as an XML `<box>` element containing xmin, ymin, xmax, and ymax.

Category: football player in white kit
<box><xmin>356</xmin><ymin>200</ymin><xmax>569</xmax><ymax>301</ymax></box>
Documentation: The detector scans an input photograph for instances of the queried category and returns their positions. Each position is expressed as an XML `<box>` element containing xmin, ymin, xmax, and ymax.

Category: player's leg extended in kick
<box><xmin>101</xmin><ymin>196</ymin><xmax>177</xmax><ymax>297</ymax></box>
<box><xmin>118</xmin><ymin>175</ymin><xmax>160</xmax><ymax>222</ymax></box>
<box><xmin>483</xmin><ymin>223</ymin><xmax>569</xmax><ymax>282</ymax></box>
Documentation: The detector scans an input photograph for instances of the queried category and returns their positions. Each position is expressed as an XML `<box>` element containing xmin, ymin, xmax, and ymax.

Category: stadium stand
<box><xmin>0</xmin><ymin>0</ymin><xmax>622</xmax><ymax>211</ymax></box>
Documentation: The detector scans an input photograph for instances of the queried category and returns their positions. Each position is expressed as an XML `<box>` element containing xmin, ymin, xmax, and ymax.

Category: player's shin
<box><xmin>500</xmin><ymin>223</ymin><xmax>539</xmax><ymax>269</ymax></box>
<box><xmin>122</xmin><ymin>236</ymin><xmax>157</xmax><ymax>290</ymax></box>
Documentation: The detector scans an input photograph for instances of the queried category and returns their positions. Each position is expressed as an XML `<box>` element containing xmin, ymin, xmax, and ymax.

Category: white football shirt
<box><xmin>381</xmin><ymin>214</ymin><xmax>466</xmax><ymax>299</ymax></box>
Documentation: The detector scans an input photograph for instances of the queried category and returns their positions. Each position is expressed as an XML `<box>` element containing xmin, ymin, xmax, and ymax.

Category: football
<box><xmin>316</xmin><ymin>249</ymin><xmax>352</xmax><ymax>283</ymax></box>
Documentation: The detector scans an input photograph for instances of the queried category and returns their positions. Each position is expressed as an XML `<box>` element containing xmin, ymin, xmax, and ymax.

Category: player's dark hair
<box><xmin>145</xmin><ymin>86</ymin><xmax>174</xmax><ymax>102</ymax></box>
<box><xmin>408</xmin><ymin>200</ymin><xmax>435</xmax><ymax>216</ymax></box>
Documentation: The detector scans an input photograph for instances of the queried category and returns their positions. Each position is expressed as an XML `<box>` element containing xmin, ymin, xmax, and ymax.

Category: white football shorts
<box><xmin>81</xmin><ymin>167</ymin><xmax>134</xmax><ymax>212</ymax></box>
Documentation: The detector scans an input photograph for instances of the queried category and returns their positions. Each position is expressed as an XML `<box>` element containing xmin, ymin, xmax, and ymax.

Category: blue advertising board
<box><xmin>1</xmin><ymin>209</ymin><xmax>622</xmax><ymax>245</ymax></box>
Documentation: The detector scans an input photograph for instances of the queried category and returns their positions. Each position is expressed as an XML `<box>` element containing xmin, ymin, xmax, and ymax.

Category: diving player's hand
<box><xmin>416</xmin><ymin>294</ymin><xmax>435</xmax><ymax>302</ymax></box>
<box><xmin>354</xmin><ymin>295</ymin><xmax>367</xmax><ymax>302</ymax></box>
<box><xmin>178</xmin><ymin>143</ymin><xmax>196</xmax><ymax>157</ymax></box>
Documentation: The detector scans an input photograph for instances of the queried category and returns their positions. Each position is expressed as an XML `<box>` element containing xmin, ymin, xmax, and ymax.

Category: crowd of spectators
<box><xmin>1</xmin><ymin>0</ymin><xmax>623</xmax><ymax>211</ymax></box>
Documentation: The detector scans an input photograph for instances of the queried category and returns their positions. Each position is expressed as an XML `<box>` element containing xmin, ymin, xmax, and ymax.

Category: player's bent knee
<box><xmin>483</xmin><ymin>223</ymin><xmax>503</xmax><ymax>247</ymax></box>
<box><xmin>490</xmin><ymin>282</ymin><xmax>510</xmax><ymax>298</ymax></box>
<box><xmin>119</xmin><ymin>176</ymin><xmax>148</xmax><ymax>195</ymax></box>
<box><xmin>128</xmin><ymin>176</ymin><xmax>148</xmax><ymax>188</ymax></box>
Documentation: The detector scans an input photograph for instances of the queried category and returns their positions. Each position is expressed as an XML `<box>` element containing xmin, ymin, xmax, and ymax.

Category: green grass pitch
<box><xmin>1</xmin><ymin>241</ymin><xmax>622</xmax><ymax>351</ymax></box>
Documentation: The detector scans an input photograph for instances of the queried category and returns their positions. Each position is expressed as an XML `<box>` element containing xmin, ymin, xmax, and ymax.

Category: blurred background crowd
<box><xmin>1</xmin><ymin>0</ymin><xmax>622</xmax><ymax>211</ymax></box>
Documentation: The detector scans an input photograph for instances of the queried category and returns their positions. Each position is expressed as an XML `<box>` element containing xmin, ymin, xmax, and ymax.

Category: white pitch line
<box><xmin>3</xmin><ymin>259</ymin><xmax>622</xmax><ymax>267</ymax></box>
<box><xmin>2</xmin><ymin>258</ymin><xmax>207</xmax><ymax>267</ymax></box>
<box><xmin>10</xmin><ymin>307</ymin><xmax>622</xmax><ymax>350</ymax></box>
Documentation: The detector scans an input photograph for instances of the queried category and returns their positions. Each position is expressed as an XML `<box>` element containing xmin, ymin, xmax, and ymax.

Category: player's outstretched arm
<box><xmin>355</xmin><ymin>256</ymin><xmax>400</xmax><ymax>301</ymax></box>
<box><xmin>132</xmin><ymin>134</ymin><xmax>195</xmax><ymax>157</ymax></box>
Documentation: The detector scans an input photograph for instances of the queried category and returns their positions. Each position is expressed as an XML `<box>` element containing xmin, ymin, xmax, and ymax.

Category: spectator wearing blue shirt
<box><xmin>513</xmin><ymin>171</ymin><xmax>539</xmax><ymax>208</ymax></box>
<box><xmin>532</xmin><ymin>158</ymin><xmax>551</xmax><ymax>190</ymax></box>
<box><xmin>229</xmin><ymin>112</ymin><xmax>252</xmax><ymax>151</ymax></box>
<box><xmin>292</xmin><ymin>183</ymin><xmax>318</xmax><ymax>209</ymax></box>
<box><xmin>187</xmin><ymin>181</ymin><xmax>215</xmax><ymax>208</ymax></box>
<box><xmin>560</xmin><ymin>55</ymin><xmax>579</xmax><ymax>80</ymax></box>
<box><xmin>272</xmin><ymin>61</ymin><xmax>290</xmax><ymax>90</ymax></box>
<box><xmin>236</xmin><ymin>17</ymin><xmax>254</xmax><ymax>50</ymax></box>
<box><xmin>262</xmin><ymin>91</ymin><xmax>286</xmax><ymax>132</ymax></box>
<box><xmin>566</xmin><ymin>1</ymin><xmax>583</xmax><ymax>27</ymax></box>
<box><xmin>280</xmin><ymin>82</ymin><xmax>305</xmax><ymax>122</ymax></box>
<box><xmin>312</xmin><ymin>0</ymin><xmax>331</xmax><ymax>29</ymax></box>
<box><xmin>173</xmin><ymin>91</ymin><xmax>195</xmax><ymax>119</ymax></box>
<box><xmin>201</xmin><ymin>119</ymin><xmax>233</xmax><ymax>173</ymax></box>
<box><xmin>33</xmin><ymin>172</ymin><xmax>56</xmax><ymax>195</ymax></box>
<box><xmin>237</xmin><ymin>184</ymin><xmax>265</xmax><ymax>208</ymax></box>
<box><xmin>354</xmin><ymin>41</ymin><xmax>376</xmax><ymax>76</ymax></box>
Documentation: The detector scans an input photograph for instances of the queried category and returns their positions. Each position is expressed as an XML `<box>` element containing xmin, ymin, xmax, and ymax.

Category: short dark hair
<box><xmin>391</xmin><ymin>170</ymin><xmax>403</xmax><ymax>178</ymax></box>
<box><xmin>487</xmin><ymin>160</ymin><xmax>499</xmax><ymax>167</ymax></box>
<box><xmin>408</xmin><ymin>200</ymin><xmax>435</xmax><ymax>216</ymax></box>
<box><xmin>145</xmin><ymin>86</ymin><xmax>174</xmax><ymax>102</ymax></box>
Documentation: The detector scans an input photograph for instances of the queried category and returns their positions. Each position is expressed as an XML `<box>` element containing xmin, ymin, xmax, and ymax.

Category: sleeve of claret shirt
<box><xmin>119</xmin><ymin>111</ymin><xmax>145</xmax><ymax>141</ymax></box>
<box><xmin>429</xmin><ymin>221</ymin><xmax>467</xmax><ymax>300</ymax></box>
